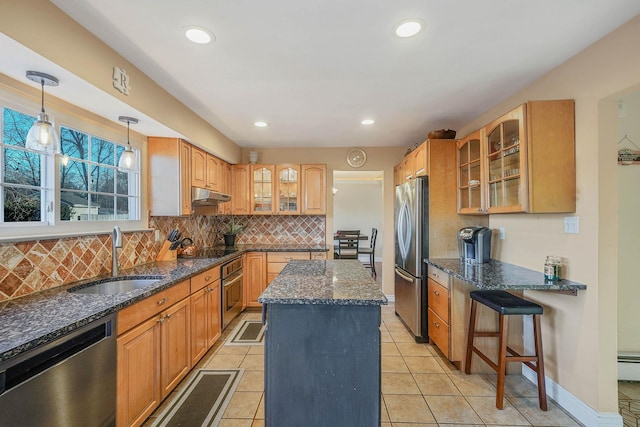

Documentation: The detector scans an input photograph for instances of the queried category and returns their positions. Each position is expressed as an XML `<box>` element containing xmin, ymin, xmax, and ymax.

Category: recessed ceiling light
<box><xmin>254</xmin><ymin>121</ymin><xmax>269</xmax><ymax>128</ymax></box>
<box><xmin>361</xmin><ymin>119</ymin><xmax>375</xmax><ymax>125</ymax></box>
<box><xmin>185</xmin><ymin>26</ymin><xmax>214</xmax><ymax>44</ymax></box>
<box><xmin>393</xmin><ymin>19</ymin><xmax>424</xmax><ymax>38</ymax></box>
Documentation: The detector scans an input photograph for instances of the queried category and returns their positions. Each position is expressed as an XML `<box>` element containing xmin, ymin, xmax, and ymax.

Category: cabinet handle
<box><xmin>433</xmin><ymin>322</ymin><xmax>440</xmax><ymax>328</ymax></box>
<box><xmin>157</xmin><ymin>316</ymin><xmax>165</xmax><ymax>324</ymax></box>
<box><xmin>204</xmin><ymin>275</ymin><xmax>212</xmax><ymax>281</ymax></box>
<box><xmin>157</xmin><ymin>297</ymin><xmax>167</xmax><ymax>305</ymax></box>
<box><xmin>284</xmin><ymin>256</ymin><xmax>292</xmax><ymax>260</ymax></box>
<box><xmin>206</xmin><ymin>287</ymin><xmax>214</xmax><ymax>293</ymax></box>
<box><xmin>433</xmin><ymin>290</ymin><xmax>440</xmax><ymax>296</ymax></box>
<box><xmin>432</xmin><ymin>273</ymin><xmax>439</xmax><ymax>278</ymax></box>
<box><xmin>165</xmin><ymin>314</ymin><xmax>171</xmax><ymax>319</ymax></box>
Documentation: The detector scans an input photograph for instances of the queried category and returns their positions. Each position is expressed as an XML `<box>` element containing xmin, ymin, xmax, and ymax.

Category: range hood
<box><xmin>192</xmin><ymin>187</ymin><xmax>231</xmax><ymax>206</ymax></box>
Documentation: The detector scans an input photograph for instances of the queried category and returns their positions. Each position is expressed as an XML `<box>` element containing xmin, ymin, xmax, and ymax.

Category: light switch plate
<box><xmin>564</xmin><ymin>216</ymin><xmax>580</xmax><ymax>234</ymax></box>
<box><xmin>498</xmin><ymin>227</ymin><xmax>506</xmax><ymax>240</ymax></box>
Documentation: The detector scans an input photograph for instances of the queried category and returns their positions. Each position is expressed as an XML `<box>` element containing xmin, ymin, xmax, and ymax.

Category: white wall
<box><xmin>333</xmin><ymin>179</ymin><xmax>383</xmax><ymax>260</ymax></box>
<box><xmin>617</xmin><ymin>92</ymin><xmax>640</xmax><ymax>355</ymax></box>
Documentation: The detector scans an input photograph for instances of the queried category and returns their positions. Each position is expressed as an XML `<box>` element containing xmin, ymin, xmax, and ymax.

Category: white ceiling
<box><xmin>9</xmin><ymin>1</ymin><xmax>640</xmax><ymax>148</ymax></box>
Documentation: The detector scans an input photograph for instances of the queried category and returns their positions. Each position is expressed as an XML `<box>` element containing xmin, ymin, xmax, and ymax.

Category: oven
<box><xmin>221</xmin><ymin>256</ymin><xmax>243</xmax><ymax>330</ymax></box>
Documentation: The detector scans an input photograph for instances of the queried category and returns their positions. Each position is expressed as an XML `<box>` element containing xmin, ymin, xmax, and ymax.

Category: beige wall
<box><xmin>241</xmin><ymin>147</ymin><xmax>405</xmax><ymax>295</ymax></box>
<box><xmin>0</xmin><ymin>0</ymin><xmax>241</xmax><ymax>163</ymax></box>
<box><xmin>617</xmin><ymin>93</ymin><xmax>640</xmax><ymax>354</ymax></box>
<box><xmin>457</xmin><ymin>15</ymin><xmax>640</xmax><ymax>413</ymax></box>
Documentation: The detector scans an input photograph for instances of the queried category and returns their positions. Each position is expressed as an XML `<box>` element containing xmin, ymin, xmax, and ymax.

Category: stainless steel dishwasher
<box><xmin>0</xmin><ymin>313</ymin><xmax>116</xmax><ymax>427</ymax></box>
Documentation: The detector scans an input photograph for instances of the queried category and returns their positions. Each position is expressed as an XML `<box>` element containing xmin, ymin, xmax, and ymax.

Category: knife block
<box><xmin>156</xmin><ymin>241</ymin><xmax>177</xmax><ymax>261</ymax></box>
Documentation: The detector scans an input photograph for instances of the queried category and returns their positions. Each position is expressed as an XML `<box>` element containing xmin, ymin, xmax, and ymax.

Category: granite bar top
<box><xmin>0</xmin><ymin>243</ymin><xmax>328</xmax><ymax>362</ymax></box>
<box><xmin>258</xmin><ymin>260</ymin><xmax>388</xmax><ymax>306</ymax></box>
<box><xmin>425</xmin><ymin>258</ymin><xmax>587</xmax><ymax>292</ymax></box>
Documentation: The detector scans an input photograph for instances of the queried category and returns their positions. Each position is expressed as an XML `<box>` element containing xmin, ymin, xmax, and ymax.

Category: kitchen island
<box><xmin>258</xmin><ymin>260</ymin><xmax>387</xmax><ymax>427</ymax></box>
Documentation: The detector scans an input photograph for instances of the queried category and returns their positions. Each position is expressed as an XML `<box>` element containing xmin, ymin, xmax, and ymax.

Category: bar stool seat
<box><xmin>465</xmin><ymin>290</ymin><xmax>547</xmax><ymax>411</ymax></box>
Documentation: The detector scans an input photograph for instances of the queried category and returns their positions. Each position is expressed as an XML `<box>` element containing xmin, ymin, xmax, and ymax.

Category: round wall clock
<box><xmin>347</xmin><ymin>148</ymin><xmax>367</xmax><ymax>168</ymax></box>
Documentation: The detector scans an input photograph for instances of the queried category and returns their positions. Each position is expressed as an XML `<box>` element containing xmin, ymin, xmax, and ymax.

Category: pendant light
<box><xmin>117</xmin><ymin>116</ymin><xmax>138</xmax><ymax>171</ymax></box>
<box><xmin>25</xmin><ymin>71</ymin><xmax>59</xmax><ymax>154</ymax></box>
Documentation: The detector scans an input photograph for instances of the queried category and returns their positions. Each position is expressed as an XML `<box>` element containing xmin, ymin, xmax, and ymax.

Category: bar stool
<box><xmin>464</xmin><ymin>290</ymin><xmax>547</xmax><ymax>411</ymax></box>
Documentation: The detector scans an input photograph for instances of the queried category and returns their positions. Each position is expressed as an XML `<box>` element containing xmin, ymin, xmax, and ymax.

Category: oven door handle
<box><xmin>223</xmin><ymin>272</ymin><xmax>243</xmax><ymax>288</ymax></box>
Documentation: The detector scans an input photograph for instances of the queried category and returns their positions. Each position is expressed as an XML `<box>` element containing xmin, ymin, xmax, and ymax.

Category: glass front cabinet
<box><xmin>457</xmin><ymin>130</ymin><xmax>484</xmax><ymax>214</ymax></box>
<box><xmin>276</xmin><ymin>164</ymin><xmax>300</xmax><ymax>214</ymax></box>
<box><xmin>457</xmin><ymin>100</ymin><xmax>576</xmax><ymax>214</ymax></box>
<box><xmin>251</xmin><ymin>165</ymin><xmax>274</xmax><ymax>214</ymax></box>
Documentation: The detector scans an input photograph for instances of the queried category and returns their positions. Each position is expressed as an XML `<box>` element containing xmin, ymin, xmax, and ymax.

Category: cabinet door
<box><xmin>485</xmin><ymin>105</ymin><xmax>526</xmax><ymax>213</ymax></box>
<box><xmin>117</xmin><ymin>317</ymin><xmax>160</xmax><ymax>427</ymax></box>
<box><xmin>393</xmin><ymin>163</ymin><xmax>403</xmax><ymax>186</ymax></box>
<box><xmin>206</xmin><ymin>154</ymin><xmax>219</xmax><ymax>191</ymax></box>
<box><xmin>206</xmin><ymin>280</ymin><xmax>222</xmax><ymax>347</ymax></box>
<box><xmin>402</xmin><ymin>154</ymin><xmax>414</xmax><ymax>182</ymax></box>
<box><xmin>179</xmin><ymin>140</ymin><xmax>192</xmax><ymax>215</ymax></box>
<box><xmin>457</xmin><ymin>130</ymin><xmax>485</xmax><ymax>214</ymax></box>
<box><xmin>160</xmin><ymin>298</ymin><xmax>191</xmax><ymax>399</ymax></box>
<box><xmin>190</xmin><ymin>288</ymin><xmax>208</xmax><ymax>366</ymax></box>
<box><xmin>301</xmin><ymin>164</ymin><xmax>326</xmax><ymax>215</ymax></box>
<box><xmin>276</xmin><ymin>164</ymin><xmax>300</xmax><ymax>214</ymax></box>
<box><xmin>413</xmin><ymin>141</ymin><xmax>428</xmax><ymax>177</ymax></box>
<box><xmin>251</xmin><ymin>165</ymin><xmax>275</xmax><ymax>214</ymax></box>
<box><xmin>191</xmin><ymin>146</ymin><xmax>206</xmax><ymax>188</ymax></box>
<box><xmin>220</xmin><ymin>161</ymin><xmax>232</xmax><ymax>214</ymax></box>
<box><xmin>245</xmin><ymin>252</ymin><xmax>267</xmax><ymax>307</ymax></box>
<box><xmin>232</xmin><ymin>164</ymin><xmax>251</xmax><ymax>215</ymax></box>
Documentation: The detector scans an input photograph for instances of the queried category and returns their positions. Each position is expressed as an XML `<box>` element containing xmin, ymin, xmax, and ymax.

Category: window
<box><xmin>1</xmin><ymin>106</ymin><xmax>141</xmax><ymax>234</ymax></box>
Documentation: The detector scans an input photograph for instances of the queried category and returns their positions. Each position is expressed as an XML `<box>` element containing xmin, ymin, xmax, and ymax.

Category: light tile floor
<box><xmin>146</xmin><ymin>304</ymin><xmax>586</xmax><ymax>427</ymax></box>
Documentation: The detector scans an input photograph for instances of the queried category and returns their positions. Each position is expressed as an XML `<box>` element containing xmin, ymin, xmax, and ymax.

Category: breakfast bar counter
<box><xmin>259</xmin><ymin>260</ymin><xmax>387</xmax><ymax>427</ymax></box>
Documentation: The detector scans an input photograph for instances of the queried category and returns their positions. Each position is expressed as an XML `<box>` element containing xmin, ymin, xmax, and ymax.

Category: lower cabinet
<box><xmin>245</xmin><ymin>252</ymin><xmax>267</xmax><ymax>307</ymax></box>
<box><xmin>266</xmin><ymin>252</ymin><xmax>311</xmax><ymax>283</ymax></box>
<box><xmin>190</xmin><ymin>266</ymin><xmax>222</xmax><ymax>366</ymax></box>
<box><xmin>116</xmin><ymin>281</ymin><xmax>191</xmax><ymax>427</ymax></box>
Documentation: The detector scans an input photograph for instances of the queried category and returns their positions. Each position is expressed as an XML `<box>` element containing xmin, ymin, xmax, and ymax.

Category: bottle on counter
<box><xmin>544</xmin><ymin>255</ymin><xmax>562</xmax><ymax>281</ymax></box>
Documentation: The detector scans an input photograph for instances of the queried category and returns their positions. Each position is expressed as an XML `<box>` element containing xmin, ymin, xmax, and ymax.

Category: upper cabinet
<box><xmin>457</xmin><ymin>130</ymin><xmax>484</xmax><ymax>214</ymax></box>
<box><xmin>148</xmin><ymin>137</ymin><xmax>192</xmax><ymax>216</ymax></box>
<box><xmin>301</xmin><ymin>164</ymin><xmax>326</xmax><ymax>215</ymax></box>
<box><xmin>276</xmin><ymin>164</ymin><xmax>300</xmax><ymax>215</ymax></box>
<box><xmin>251</xmin><ymin>164</ymin><xmax>275</xmax><ymax>214</ymax></box>
<box><xmin>231</xmin><ymin>164</ymin><xmax>251</xmax><ymax>215</ymax></box>
<box><xmin>192</xmin><ymin>147</ymin><xmax>221</xmax><ymax>192</ymax></box>
<box><xmin>413</xmin><ymin>142</ymin><xmax>428</xmax><ymax>178</ymax></box>
<box><xmin>395</xmin><ymin>141</ymin><xmax>428</xmax><ymax>185</ymax></box>
<box><xmin>457</xmin><ymin>100</ymin><xmax>575</xmax><ymax>214</ymax></box>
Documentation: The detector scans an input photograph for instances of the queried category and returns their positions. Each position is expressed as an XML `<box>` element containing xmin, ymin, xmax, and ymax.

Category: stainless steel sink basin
<box><xmin>69</xmin><ymin>276</ymin><xmax>164</xmax><ymax>295</ymax></box>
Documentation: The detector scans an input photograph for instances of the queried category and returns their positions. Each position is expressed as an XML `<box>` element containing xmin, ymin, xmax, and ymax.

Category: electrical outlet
<box><xmin>498</xmin><ymin>227</ymin><xmax>506</xmax><ymax>240</ymax></box>
<box><xmin>155</xmin><ymin>229</ymin><xmax>161</xmax><ymax>241</ymax></box>
<box><xmin>564</xmin><ymin>216</ymin><xmax>580</xmax><ymax>234</ymax></box>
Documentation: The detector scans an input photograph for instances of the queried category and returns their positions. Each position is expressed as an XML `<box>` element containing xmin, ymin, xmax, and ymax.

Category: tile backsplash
<box><xmin>0</xmin><ymin>215</ymin><xmax>325</xmax><ymax>301</ymax></box>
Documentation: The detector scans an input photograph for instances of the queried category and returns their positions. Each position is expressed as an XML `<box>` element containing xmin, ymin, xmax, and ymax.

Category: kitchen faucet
<box><xmin>112</xmin><ymin>226</ymin><xmax>123</xmax><ymax>277</ymax></box>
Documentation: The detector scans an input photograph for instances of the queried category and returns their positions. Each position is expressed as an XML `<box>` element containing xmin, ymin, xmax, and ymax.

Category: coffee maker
<box><xmin>458</xmin><ymin>226</ymin><xmax>492</xmax><ymax>263</ymax></box>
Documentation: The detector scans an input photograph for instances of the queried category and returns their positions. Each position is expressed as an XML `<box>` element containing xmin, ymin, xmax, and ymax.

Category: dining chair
<box><xmin>358</xmin><ymin>228</ymin><xmax>378</xmax><ymax>277</ymax></box>
<box><xmin>335</xmin><ymin>230</ymin><xmax>360</xmax><ymax>259</ymax></box>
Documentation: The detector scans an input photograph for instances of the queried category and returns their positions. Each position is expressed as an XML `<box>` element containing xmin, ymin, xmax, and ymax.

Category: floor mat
<box><xmin>225</xmin><ymin>319</ymin><xmax>265</xmax><ymax>345</ymax></box>
<box><xmin>149</xmin><ymin>369</ymin><xmax>243</xmax><ymax>427</ymax></box>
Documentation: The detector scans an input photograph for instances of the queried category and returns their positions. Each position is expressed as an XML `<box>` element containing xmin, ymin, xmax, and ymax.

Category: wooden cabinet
<box><xmin>206</xmin><ymin>154</ymin><xmax>220</xmax><ymax>191</ymax></box>
<box><xmin>191</xmin><ymin>146</ymin><xmax>207</xmax><ymax>188</ymax></box>
<box><xmin>245</xmin><ymin>252</ymin><xmax>267</xmax><ymax>307</ymax></box>
<box><xmin>310</xmin><ymin>251</ymin><xmax>327</xmax><ymax>260</ymax></box>
<box><xmin>459</xmin><ymin>100</ymin><xmax>575</xmax><ymax>214</ymax></box>
<box><xmin>426</xmin><ymin>266</ymin><xmax>451</xmax><ymax>357</ymax></box>
<box><xmin>116</xmin><ymin>280</ymin><xmax>191</xmax><ymax>427</ymax></box>
<box><xmin>267</xmin><ymin>252</ymin><xmax>310</xmax><ymax>283</ymax></box>
<box><xmin>148</xmin><ymin>137</ymin><xmax>192</xmax><ymax>216</ymax></box>
<box><xmin>232</xmin><ymin>164</ymin><xmax>251</xmax><ymax>215</ymax></box>
<box><xmin>457</xmin><ymin>129</ymin><xmax>484</xmax><ymax>214</ymax></box>
<box><xmin>413</xmin><ymin>141</ymin><xmax>428</xmax><ymax>177</ymax></box>
<box><xmin>219</xmin><ymin>161</ymin><xmax>232</xmax><ymax>214</ymax></box>
<box><xmin>190</xmin><ymin>266</ymin><xmax>221</xmax><ymax>366</ymax></box>
<box><xmin>301</xmin><ymin>164</ymin><xmax>326</xmax><ymax>215</ymax></box>
<box><xmin>276</xmin><ymin>164</ymin><xmax>300</xmax><ymax>214</ymax></box>
<box><xmin>393</xmin><ymin>163</ymin><xmax>403</xmax><ymax>186</ymax></box>
<box><xmin>402</xmin><ymin>154</ymin><xmax>414</xmax><ymax>182</ymax></box>
<box><xmin>251</xmin><ymin>164</ymin><xmax>275</xmax><ymax>214</ymax></box>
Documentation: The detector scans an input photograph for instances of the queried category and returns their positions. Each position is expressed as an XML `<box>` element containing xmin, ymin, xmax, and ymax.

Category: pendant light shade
<box><xmin>118</xmin><ymin>116</ymin><xmax>138</xmax><ymax>171</ymax></box>
<box><xmin>25</xmin><ymin>71</ymin><xmax>59</xmax><ymax>154</ymax></box>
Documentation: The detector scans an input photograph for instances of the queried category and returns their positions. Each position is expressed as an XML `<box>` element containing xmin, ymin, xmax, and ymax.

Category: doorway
<box><xmin>332</xmin><ymin>170</ymin><xmax>383</xmax><ymax>271</ymax></box>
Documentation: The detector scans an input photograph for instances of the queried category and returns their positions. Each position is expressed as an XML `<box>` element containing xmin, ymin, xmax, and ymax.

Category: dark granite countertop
<box><xmin>0</xmin><ymin>243</ymin><xmax>329</xmax><ymax>362</ymax></box>
<box><xmin>258</xmin><ymin>260</ymin><xmax>388</xmax><ymax>306</ymax></box>
<box><xmin>425</xmin><ymin>258</ymin><xmax>587</xmax><ymax>292</ymax></box>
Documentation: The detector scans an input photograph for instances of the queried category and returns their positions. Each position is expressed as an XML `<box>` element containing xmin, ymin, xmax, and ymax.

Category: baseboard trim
<box><xmin>522</xmin><ymin>366</ymin><xmax>622</xmax><ymax>427</ymax></box>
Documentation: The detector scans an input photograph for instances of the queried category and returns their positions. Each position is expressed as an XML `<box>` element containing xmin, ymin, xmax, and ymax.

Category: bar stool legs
<box><xmin>465</xmin><ymin>292</ymin><xmax>547</xmax><ymax>411</ymax></box>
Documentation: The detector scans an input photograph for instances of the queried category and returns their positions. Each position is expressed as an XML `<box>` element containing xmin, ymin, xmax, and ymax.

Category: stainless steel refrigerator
<box><xmin>394</xmin><ymin>176</ymin><xmax>429</xmax><ymax>342</ymax></box>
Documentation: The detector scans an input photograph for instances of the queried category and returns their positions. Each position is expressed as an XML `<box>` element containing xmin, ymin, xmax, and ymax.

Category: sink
<box><xmin>69</xmin><ymin>276</ymin><xmax>164</xmax><ymax>295</ymax></box>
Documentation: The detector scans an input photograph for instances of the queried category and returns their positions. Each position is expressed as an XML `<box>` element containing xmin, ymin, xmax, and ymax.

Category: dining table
<box><xmin>333</xmin><ymin>233</ymin><xmax>368</xmax><ymax>241</ymax></box>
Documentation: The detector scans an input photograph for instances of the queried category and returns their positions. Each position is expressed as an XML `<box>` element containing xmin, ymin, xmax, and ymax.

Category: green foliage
<box><xmin>226</xmin><ymin>216</ymin><xmax>245</xmax><ymax>235</ymax></box>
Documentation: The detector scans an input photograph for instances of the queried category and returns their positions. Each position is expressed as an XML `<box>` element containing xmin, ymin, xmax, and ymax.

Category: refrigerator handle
<box><xmin>394</xmin><ymin>267</ymin><xmax>415</xmax><ymax>283</ymax></box>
